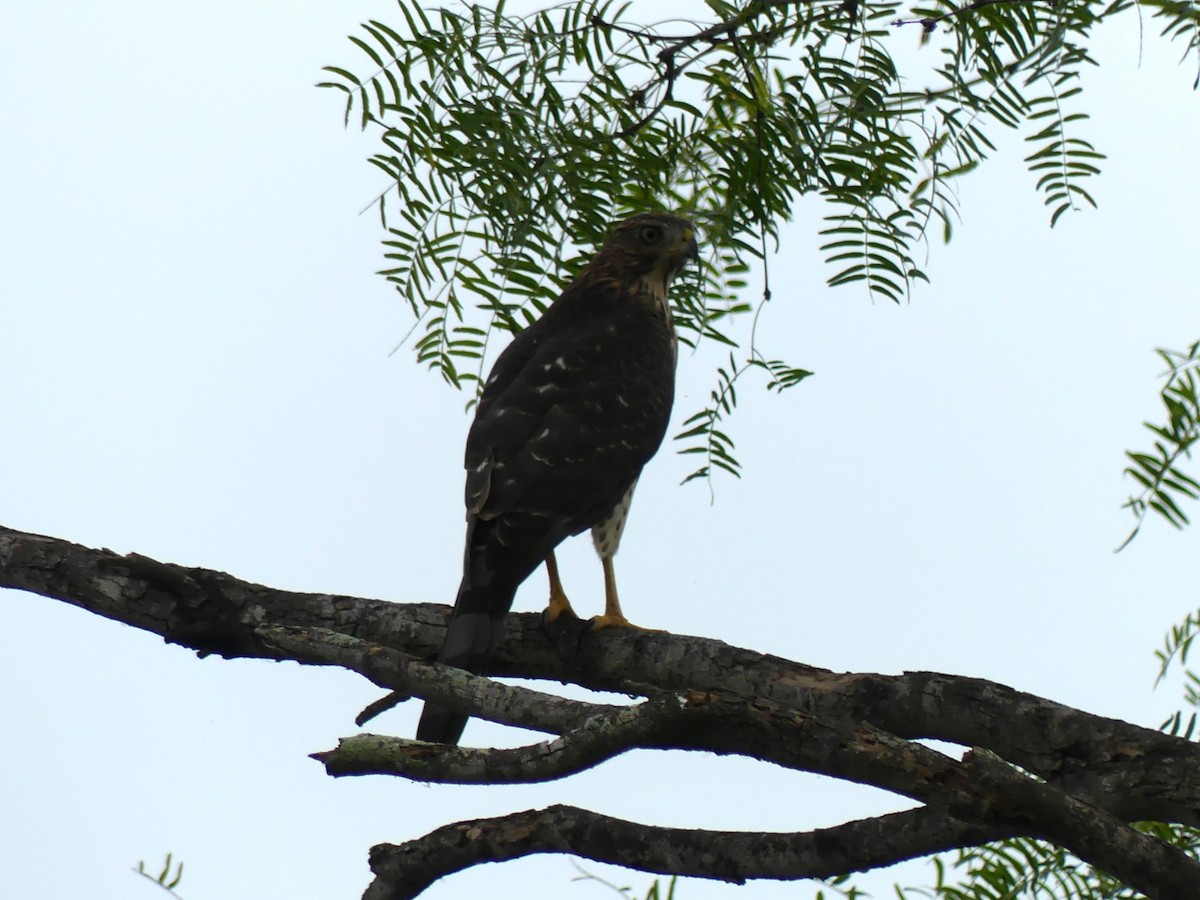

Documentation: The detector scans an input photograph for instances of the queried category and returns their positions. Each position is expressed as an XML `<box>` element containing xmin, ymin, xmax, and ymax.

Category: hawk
<box><xmin>416</xmin><ymin>212</ymin><xmax>699</xmax><ymax>745</ymax></box>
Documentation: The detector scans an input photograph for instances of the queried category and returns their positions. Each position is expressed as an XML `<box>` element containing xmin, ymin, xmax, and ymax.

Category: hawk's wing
<box><xmin>465</xmin><ymin>301</ymin><xmax>674</xmax><ymax>540</ymax></box>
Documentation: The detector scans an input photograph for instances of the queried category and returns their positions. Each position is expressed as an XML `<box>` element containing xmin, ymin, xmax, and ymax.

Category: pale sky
<box><xmin>3</xmin><ymin>3</ymin><xmax>1199</xmax><ymax>899</ymax></box>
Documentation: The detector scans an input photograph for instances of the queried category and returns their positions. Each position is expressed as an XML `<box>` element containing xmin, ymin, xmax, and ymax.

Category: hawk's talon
<box><xmin>541</xmin><ymin>602</ymin><xmax>581</xmax><ymax>631</ymax></box>
<box><xmin>540</xmin><ymin>606</ymin><xmax>593</xmax><ymax>658</ymax></box>
<box><xmin>543</xmin><ymin>594</ymin><xmax>580</xmax><ymax>625</ymax></box>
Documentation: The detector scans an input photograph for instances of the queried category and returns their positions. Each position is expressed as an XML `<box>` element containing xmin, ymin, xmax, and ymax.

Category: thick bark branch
<box><xmin>363</xmin><ymin>804</ymin><xmax>1012</xmax><ymax>900</ymax></box>
<box><xmin>7</xmin><ymin>523</ymin><xmax>1200</xmax><ymax>896</ymax></box>
<box><xmin>0</xmin><ymin>525</ymin><xmax>446</xmax><ymax>661</ymax></box>
<box><xmin>957</xmin><ymin>749</ymin><xmax>1200</xmax><ymax>897</ymax></box>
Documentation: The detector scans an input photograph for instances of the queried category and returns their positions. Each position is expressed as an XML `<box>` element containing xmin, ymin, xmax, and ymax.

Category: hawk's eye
<box><xmin>638</xmin><ymin>224</ymin><xmax>663</xmax><ymax>244</ymax></box>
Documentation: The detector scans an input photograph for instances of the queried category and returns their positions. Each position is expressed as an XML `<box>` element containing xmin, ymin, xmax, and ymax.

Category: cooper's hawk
<box><xmin>416</xmin><ymin>212</ymin><xmax>698</xmax><ymax>745</ymax></box>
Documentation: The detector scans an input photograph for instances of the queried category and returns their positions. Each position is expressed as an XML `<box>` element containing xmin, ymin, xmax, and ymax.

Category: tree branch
<box><xmin>6</xmin><ymin>523</ymin><xmax>1200</xmax><ymax>821</ymax></box>
<box><xmin>363</xmin><ymin>804</ymin><xmax>1013</xmax><ymax>900</ymax></box>
<box><xmin>591</xmin><ymin>0</ymin><xmax>834</xmax><ymax>141</ymax></box>
<box><xmin>0</xmin><ymin>524</ymin><xmax>446</xmax><ymax>662</ymax></box>
<box><xmin>6</xmin><ymin>525</ymin><xmax>1198</xmax><ymax>807</ymax></box>
<box><xmin>330</xmin><ymin>691</ymin><xmax>1200</xmax><ymax>895</ymax></box>
<box><xmin>7</xmin><ymin>523</ymin><xmax>1200</xmax><ymax>895</ymax></box>
<box><xmin>957</xmin><ymin>748</ymin><xmax>1200</xmax><ymax>897</ymax></box>
<box><xmin>319</xmin><ymin>689</ymin><xmax>980</xmax><ymax>796</ymax></box>
<box><xmin>258</xmin><ymin>623</ymin><xmax>614</xmax><ymax>738</ymax></box>
<box><xmin>315</xmin><ymin>685</ymin><xmax>1008</xmax><ymax>817</ymax></box>
<box><xmin>891</xmin><ymin>0</ymin><xmax>1046</xmax><ymax>32</ymax></box>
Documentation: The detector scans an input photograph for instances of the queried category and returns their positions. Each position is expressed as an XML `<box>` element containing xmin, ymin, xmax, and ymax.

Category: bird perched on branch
<box><xmin>416</xmin><ymin>212</ymin><xmax>699</xmax><ymax>745</ymax></box>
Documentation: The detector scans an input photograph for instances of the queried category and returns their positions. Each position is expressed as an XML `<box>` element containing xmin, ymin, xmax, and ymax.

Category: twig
<box><xmin>892</xmin><ymin>0</ymin><xmax>1049</xmax><ymax>32</ymax></box>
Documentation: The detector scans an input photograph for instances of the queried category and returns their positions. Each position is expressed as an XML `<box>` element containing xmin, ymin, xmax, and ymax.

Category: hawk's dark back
<box><xmin>416</xmin><ymin>212</ymin><xmax>698</xmax><ymax>745</ymax></box>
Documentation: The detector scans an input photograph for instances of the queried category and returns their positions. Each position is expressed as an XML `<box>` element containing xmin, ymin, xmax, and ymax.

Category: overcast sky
<box><xmin>3</xmin><ymin>2</ymin><xmax>1199</xmax><ymax>899</ymax></box>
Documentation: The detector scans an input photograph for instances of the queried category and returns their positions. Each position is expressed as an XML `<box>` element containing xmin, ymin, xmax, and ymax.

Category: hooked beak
<box><xmin>681</xmin><ymin>227</ymin><xmax>700</xmax><ymax>262</ymax></box>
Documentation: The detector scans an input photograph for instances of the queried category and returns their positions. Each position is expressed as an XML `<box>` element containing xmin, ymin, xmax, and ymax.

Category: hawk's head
<box><xmin>598</xmin><ymin>212</ymin><xmax>699</xmax><ymax>296</ymax></box>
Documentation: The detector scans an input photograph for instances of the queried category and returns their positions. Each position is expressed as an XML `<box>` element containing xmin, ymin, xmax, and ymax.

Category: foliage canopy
<box><xmin>319</xmin><ymin>0</ymin><xmax>1196</xmax><ymax>484</ymax></box>
<box><xmin>321</xmin><ymin>0</ymin><xmax>1198</xmax><ymax>487</ymax></box>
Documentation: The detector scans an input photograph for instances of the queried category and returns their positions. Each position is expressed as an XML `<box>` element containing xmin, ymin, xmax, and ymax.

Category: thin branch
<box><xmin>592</xmin><ymin>0</ymin><xmax>809</xmax><ymax>51</ymax></box>
<box><xmin>315</xmin><ymin>696</ymin><xmax>664</xmax><ymax>784</ymax></box>
<box><xmin>318</xmin><ymin>690</ymin><xmax>979</xmax><ymax>795</ymax></box>
<box><xmin>892</xmin><ymin>0</ymin><xmax>1048</xmax><ymax>32</ymax></box>
<box><xmin>257</xmin><ymin>623</ymin><xmax>616</xmax><ymax>737</ymax></box>
<box><xmin>596</xmin><ymin>0</ymin><xmax>831</xmax><ymax>141</ymax></box>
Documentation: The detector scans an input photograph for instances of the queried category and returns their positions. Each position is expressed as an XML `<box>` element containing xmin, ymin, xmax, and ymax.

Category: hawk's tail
<box><xmin>415</xmin><ymin>583</ymin><xmax>513</xmax><ymax>746</ymax></box>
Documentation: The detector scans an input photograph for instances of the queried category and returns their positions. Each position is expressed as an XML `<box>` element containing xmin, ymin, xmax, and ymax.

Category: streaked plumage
<box><xmin>416</xmin><ymin>212</ymin><xmax>698</xmax><ymax>745</ymax></box>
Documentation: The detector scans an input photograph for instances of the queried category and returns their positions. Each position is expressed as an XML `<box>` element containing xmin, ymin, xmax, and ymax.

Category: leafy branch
<box><xmin>891</xmin><ymin>827</ymin><xmax>1200</xmax><ymax>899</ymax></box>
<box><xmin>1119</xmin><ymin>339</ymin><xmax>1200</xmax><ymax>549</ymax></box>
<box><xmin>320</xmin><ymin>0</ymin><xmax>1196</xmax><ymax>485</ymax></box>
<box><xmin>1154</xmin><ymin>605</ymin><xmax>1200</xmax><ymax>705</ymax></box>
<box><xmin>134</xmin><ymin>853</ymin><xmax>185</xmax><ymax>898</ymax></box>
<box><xmin>893</xmin><ymin>0</ymin><xmax>1045</xmax><ymax>32</ymax></box>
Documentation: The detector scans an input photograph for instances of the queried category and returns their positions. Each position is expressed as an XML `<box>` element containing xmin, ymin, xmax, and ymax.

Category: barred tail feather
<box><xmin>415</xmin><ymin>583</ymin><xmax>512</xmax><ymax>745</ymax></box>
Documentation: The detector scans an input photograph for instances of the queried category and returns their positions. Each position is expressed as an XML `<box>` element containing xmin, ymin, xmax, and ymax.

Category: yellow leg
<box><xmin>590</xmin><ymin>556</ymin><xmax>637</xmax><ymax>629</ymax></box>
<box><xmin>543</xmin><ymin>550</ymin><xmax>579</xmax><ymax>622</ymax></box>
<box><xmin>590</xmin><ymin>557</ymin><xmax>666</xmax><ymax>631</ymax></box>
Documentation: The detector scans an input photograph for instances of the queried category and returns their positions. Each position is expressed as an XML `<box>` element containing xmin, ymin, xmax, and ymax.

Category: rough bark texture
<box><xmin>5</xmin><ymin>524</ymin><xmax>1200</xmax><ymax>899</ymax></box>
